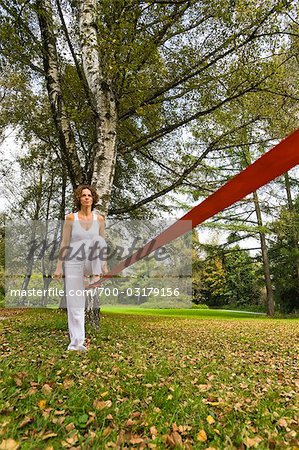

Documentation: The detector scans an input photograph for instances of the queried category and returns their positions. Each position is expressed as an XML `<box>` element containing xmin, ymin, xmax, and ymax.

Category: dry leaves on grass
<box><xmin>42</xmin><ymin>384</ymin><xmax>53</xmax><ymax>395</ymax></box>
<box><xmin>244</xmin><ymin>436</ymin><xmax>263</xmax><ymax>448</ymax></box>
<box><xmin>17</xmin><ymin>417</ymin><xmax>33</xmax><ymax>429</ymax></box>
<box><xmin>165</xmin><ymin>431</ymin><xmax>183</xmax><ymax>447</ymax></box>
<box><xmin>93</xmin><ymin>399</ymin><xmax>112</xmax><ymax>410</ymax></box>
<box><xmin>1</xmin><ymin>309</ymin><xmax>299</xmax><ymax>449</ymax></box>
<box><xmin>41</xmin><ymin>432</ymin><xmax>58</xmax><ymax>441</ymax></box>
<box><xmin>206</xmin><ymin>415</ymin><xmax>215</xmax><ymax>425</ymax></box>
<box><xmin>0</xmin><ymin>439</ymin><xmax>20</xmax><ymax>450</ymax></box>
<box><xmin>197</xmin><ymin>429</ymin><xmax>208</xmax><ymax>442</ymax></box>
<box><xmin>161</xmin><ymin>423</ymin><xmax>194</xmax><ymax>448</ymax></box>
<box><xmin>38</xmin><ymin>399</ymin><xmax>47</xmax><ymax>410</ymax></box>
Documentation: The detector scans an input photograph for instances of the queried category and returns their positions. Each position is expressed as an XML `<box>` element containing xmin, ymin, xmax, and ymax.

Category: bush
<box><xmin>211</xmin><ymin>303</ymin><xmax>266</xmax><ymax>313</ymax></box>
<box><xmin>191</xmin><ymin>303</ymin><xmax>209</xmax><ymax>309</ymax></box>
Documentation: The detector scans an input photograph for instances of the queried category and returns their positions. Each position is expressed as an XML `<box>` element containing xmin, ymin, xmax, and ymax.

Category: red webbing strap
<box><xmin>89</xmin><ymin>128</ymin><xmax>299</xmax><ymax>287</ymax></box>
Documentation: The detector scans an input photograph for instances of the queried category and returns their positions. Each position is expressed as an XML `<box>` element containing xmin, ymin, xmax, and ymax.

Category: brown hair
<box><xmin>73</xmin><ymin>185</ymin><xmax>99</xmax><ymax>211</ymax></box>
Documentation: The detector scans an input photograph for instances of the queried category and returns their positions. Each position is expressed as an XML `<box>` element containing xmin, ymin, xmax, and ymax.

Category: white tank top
<box><xmin>66</xmin><ymin>211</ymin><xmax>100</xmax><ymax>263</ymax></box>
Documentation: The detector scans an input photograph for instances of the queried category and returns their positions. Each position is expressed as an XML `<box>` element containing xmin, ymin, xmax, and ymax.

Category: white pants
<box><xmin>64</xmin><ymin>237</ymin><xmax>106</xmax><ymax>350</ymax></box>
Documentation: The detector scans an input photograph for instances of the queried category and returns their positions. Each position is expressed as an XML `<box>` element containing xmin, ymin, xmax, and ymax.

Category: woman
<box><xmin>54</xmin><ymin>185</ymin><xmax>108</xmax><ymax>351</ymax></box>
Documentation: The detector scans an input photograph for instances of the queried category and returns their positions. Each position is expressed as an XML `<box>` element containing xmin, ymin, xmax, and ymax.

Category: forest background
<box><xmin>0</xmin><ymin>0</ymin><xmax>299</xmax><ymax>316</ymax></box>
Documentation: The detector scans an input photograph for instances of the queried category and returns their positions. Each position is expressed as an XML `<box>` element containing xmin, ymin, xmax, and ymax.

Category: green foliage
<box><xmin>197</xmin><ymin>255</ymin><xmax>229</xmax><ymax>306</ymax></box>
<box><xmin>224</xmin><ymin>246</ymin><xmax>261</xmax><ymax>306</ymax></box>
<box><xmin>1</xmin><ymin>0</ymin><xmax>298</xmax><ymax>217</ymax></box>
<box><xmin>191</xmin><ymin>303</ymin><xmax>209</xmax><ymax>309</ymax></box>
<box><xmin>193</xmin><ymin>242</ymin><xmax>262</xmax><ymax>308</ymax></box>
<box><xmin>269</xmin><ymin>198</ymin><xmax>299</xmax><ymax>313</ymax></box>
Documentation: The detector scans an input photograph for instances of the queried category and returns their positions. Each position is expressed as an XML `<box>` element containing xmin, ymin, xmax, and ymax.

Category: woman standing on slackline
<box><xmin>54</xmin><ymin>185</ymin><xmax>108</xmax><ymax>351</ymax></box>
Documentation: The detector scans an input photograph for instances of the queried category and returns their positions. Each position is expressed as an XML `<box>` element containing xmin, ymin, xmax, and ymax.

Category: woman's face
<box><xmin>80</xmin><ymin>188</ymin><xmax>93</xmax><ymax>207</ymax></box>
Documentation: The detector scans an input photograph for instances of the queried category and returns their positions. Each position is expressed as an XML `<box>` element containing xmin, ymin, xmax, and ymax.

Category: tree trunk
<box><xmin>78</xmin><ymin>0</ymin><xmax>118</xmax><ymax>327</ymax></box>
<box><xmin>59</xmin><ymin>172</ymin><xmax>67</xmax><ymax>309</ymax></box>
<box><xmin>37</xmin><ymin>0</ymin><xmax>85</xmax><ymax>188</ymax></box>
<box><xmin>252</xmin><ymin>191</ymin><xmax>275</xmax><ymax>316</ymax></box>
<box><xmin>79</xmin><ymin>0</ymin><xmax>117</xmax><ymax>216</ymax></box>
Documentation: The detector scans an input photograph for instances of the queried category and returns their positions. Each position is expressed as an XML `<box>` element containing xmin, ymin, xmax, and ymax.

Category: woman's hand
<box><xmin>53</xmin><ymin>268</ymin><xmax>63</xmax><ymax>280</ymax></box>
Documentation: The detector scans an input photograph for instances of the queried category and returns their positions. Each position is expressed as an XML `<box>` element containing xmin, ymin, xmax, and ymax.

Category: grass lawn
<box><xmin>0</xmin><ymin>307</ymin><xmax>298</xmax><ymax>449</ymax></box>
<box><xmin>101</xmin><ymin>306</ymin><xmax>268</xmax><ymax>320</ymax></box>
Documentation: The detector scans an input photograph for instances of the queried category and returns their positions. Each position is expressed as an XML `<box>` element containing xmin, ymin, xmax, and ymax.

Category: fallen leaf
<box><xmin>0</xmin><ymin>439</ymin><xmax>20</xmax><ymax>450</ymax></box>
<box><xmin>51</xmin><ymin>417</ymin><xmax>62</xmax><ymax>425</ymax></box>
<box><xmin>277</xmin><ymin>418</ymin><xmax>288</xmax><ymax>428</ymax></box>
<box><xmin>42</xmin><ymin>408</ymin><xmax>53</xmax><ymax>418</ymax></box>
<box><xmin>166</xmin><ymin>431</ymin><xmax>183</xmax><ymax>447</ymax></box>
<box><xmin>207</xmin><ymin>415</ymin><xmax>215</xmax><ymax>425</ymax></box>
<box><xmin>150</xmin><ymin>425</ymin><xmax>158</xmax><ymax>437</ymax></box>
<box><xmin>103</xmin><ymin>426</ymin><xmax>112</xmax><ymax>437</ymax></box>
<box><xmin>18</xmin><ymin>417</ymin><xmax>33</xmax><ymax>429</ymax></box>
<box><xmin>178</xmin><ymin>425</ymin><xmax>192</xmax><ymax>434</ymax></box>
<box><xmin>125</xmin><ymin>419</ymin><xmax>135</xmax><ymax>427</ymax></box>
<box><xmin>172</xmin><ymin>423</ymin><xmax>178</xmax><ymax>432</ymax></box>
<box><xmin>42</xmin><ymin>384</ymin><xmax>53</xmax><ymax>395</ymax></box>
<box><xmin>41</xmin><ymin>433</ymin><xmax>58</xmax><ymax>441</ymax></box>
<box><xmin>130</xmin><ymin>436</ymin><xmax>144</xmax><ymax>444</ymax></box>
<box><xmin>54</xmin><ymin>410</ymin><xmax>65</xmax><ymax>415</ymax></box>
<box><xmin>27</xmin><ymin>387</ymin><xmax>37</xmax><ymax>396</ymax></box>
<box><xmin>65</xmin><ymin>423</ymin><xmax>75</xmax><ymax>432</ymax></box>
<box><xmin>88</xmin><ymin>430</ymin><xmax>96</xmax><ymax>440</ymax></box>
<box><xmin>65</xmin><ymin>433</ymin><xmax>78</xmax><ymax>445</ymax></box>
<box><xmin>197</xmin><ymin>429</ymin><xmax>207</xmax><ymax>442</ymax></box>
<box><xmin>244</xmin><ymin>436</ymin><xmax>263</xmax><ymax>448</ymax></box>
<box><xmin>93</xmin><ymin>400</ymin><xmax>112</xmax><ymax>410</ymax></box>
<box><xmin>63</xmin><ymin>379</ymin><xmax>74</xmax><ymax>390</ymax></box>
<box><xmin>38</xmin><ymin>400</ymin><xmax>47</xmax><ymax>410</ymax></box>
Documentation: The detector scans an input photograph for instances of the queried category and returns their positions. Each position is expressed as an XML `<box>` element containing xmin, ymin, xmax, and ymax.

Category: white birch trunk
<box><xmin>79</xmin><ymin>0</ymin><xmax>117</xmax><ymax>216</ymax></box>
<box><xmin>37</xmin><ymin>0</ymin><xmax>84</xmax><ymax>187</ymax></box>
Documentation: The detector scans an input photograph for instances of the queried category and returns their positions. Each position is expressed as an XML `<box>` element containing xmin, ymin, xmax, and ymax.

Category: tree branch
<box><xmin>119</xmin><ymin>2</ymin><xmax>289</xmax><ymax>120</ymax></box>
<box><xmin>110</xmin><ymin>116</ymin><xmax>259</xmax><ymax>215</ymax></box>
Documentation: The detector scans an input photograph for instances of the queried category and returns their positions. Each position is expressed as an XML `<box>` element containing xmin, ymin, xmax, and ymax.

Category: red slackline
<box><xmin>89</xmin><ymin>128</ymin><xmax>299</xmax><ymax>287</ymax></box>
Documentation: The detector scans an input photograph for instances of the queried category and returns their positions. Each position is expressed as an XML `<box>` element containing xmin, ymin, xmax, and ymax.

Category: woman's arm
<box><xmin>97</xmin><ymin>214</ymin><xmax>106</xmax><ymax>239</ymax></box>
<box><xmin>53</xmin><ymin>214</ymin><xmax>74</xmax><ymax>279</ymax></box>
